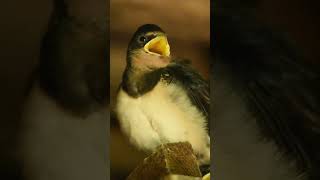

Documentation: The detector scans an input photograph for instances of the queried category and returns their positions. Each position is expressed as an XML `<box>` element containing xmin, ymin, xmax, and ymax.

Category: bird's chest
<box><xmin>117</xmin><ymin>82</ymin><xmax>187</xmax><ymax>132</ymax></box>
<box><xmin>116</xmin><ymin>81</ymin><xmax>206</xmax><ymax>151</ymax></box>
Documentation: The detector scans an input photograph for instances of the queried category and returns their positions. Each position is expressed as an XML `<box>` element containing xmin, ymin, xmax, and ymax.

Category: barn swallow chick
<box><xmin>115</xmin><ymin>24</ymin><xmax>210</xmax><ymax>168</ymax></box>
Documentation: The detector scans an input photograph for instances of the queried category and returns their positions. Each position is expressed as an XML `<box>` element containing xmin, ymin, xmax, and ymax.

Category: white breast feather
<box><xmin>115</xmin><ymin>81</ymin><xmax>210</xmax><ymax>163</ymax></box>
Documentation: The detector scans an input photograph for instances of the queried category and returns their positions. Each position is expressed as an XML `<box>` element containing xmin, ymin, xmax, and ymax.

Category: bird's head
<box><xmin>126</xmin><ymin>24</ymin><xmax>171</xmax><ymax>71</ymax></box>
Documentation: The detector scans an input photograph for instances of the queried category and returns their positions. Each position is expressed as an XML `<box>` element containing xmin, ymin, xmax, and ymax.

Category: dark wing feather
<box><xmin>164</xmin><ymin>59</ymin><xmax>210</xmax><ymax>130</ymax></box>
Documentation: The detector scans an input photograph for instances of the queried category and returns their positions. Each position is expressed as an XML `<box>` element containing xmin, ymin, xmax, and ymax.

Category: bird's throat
<box><xmin>122</xmin><ymin>68</ymin><xmax>162</xmax><ymax>98</ymax></box>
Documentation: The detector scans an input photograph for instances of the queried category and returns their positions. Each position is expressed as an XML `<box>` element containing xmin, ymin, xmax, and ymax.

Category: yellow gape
<box><xmin>144</xmin><ymin>35</ymin><xmax>170</xmax><ymax>57</ymax></box>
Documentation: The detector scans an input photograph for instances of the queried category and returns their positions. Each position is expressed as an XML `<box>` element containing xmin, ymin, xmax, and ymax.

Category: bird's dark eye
<box><xmin>139</xmin><ymin>36</ymin><xmax>147</xmax><ymax>43</ymax></box>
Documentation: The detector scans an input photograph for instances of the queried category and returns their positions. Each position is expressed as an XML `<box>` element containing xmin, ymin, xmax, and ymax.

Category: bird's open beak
<box><xmin>144</xmin><ymin>36</ymin><xmax>170</xmax><ymax>57</ymax></box>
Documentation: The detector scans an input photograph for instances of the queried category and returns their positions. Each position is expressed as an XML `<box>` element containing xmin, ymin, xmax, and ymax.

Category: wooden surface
<box><xmin>127</xmin><ymin>142</ymin><xmax>202</xmax><ymax>180</ymax></box>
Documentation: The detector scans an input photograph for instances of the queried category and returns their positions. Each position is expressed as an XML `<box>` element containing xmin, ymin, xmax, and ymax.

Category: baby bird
<box><xmin>115</xmin><ymin>24</ymin><xmax>210</xmax><ymax>167</ymax></box>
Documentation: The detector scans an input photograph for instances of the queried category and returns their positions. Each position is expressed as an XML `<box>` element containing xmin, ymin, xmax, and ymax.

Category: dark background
<box><xmin>0</xmin><ymin>0</ymin><xmax>318</xmax><ymax>179</ymax></box>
